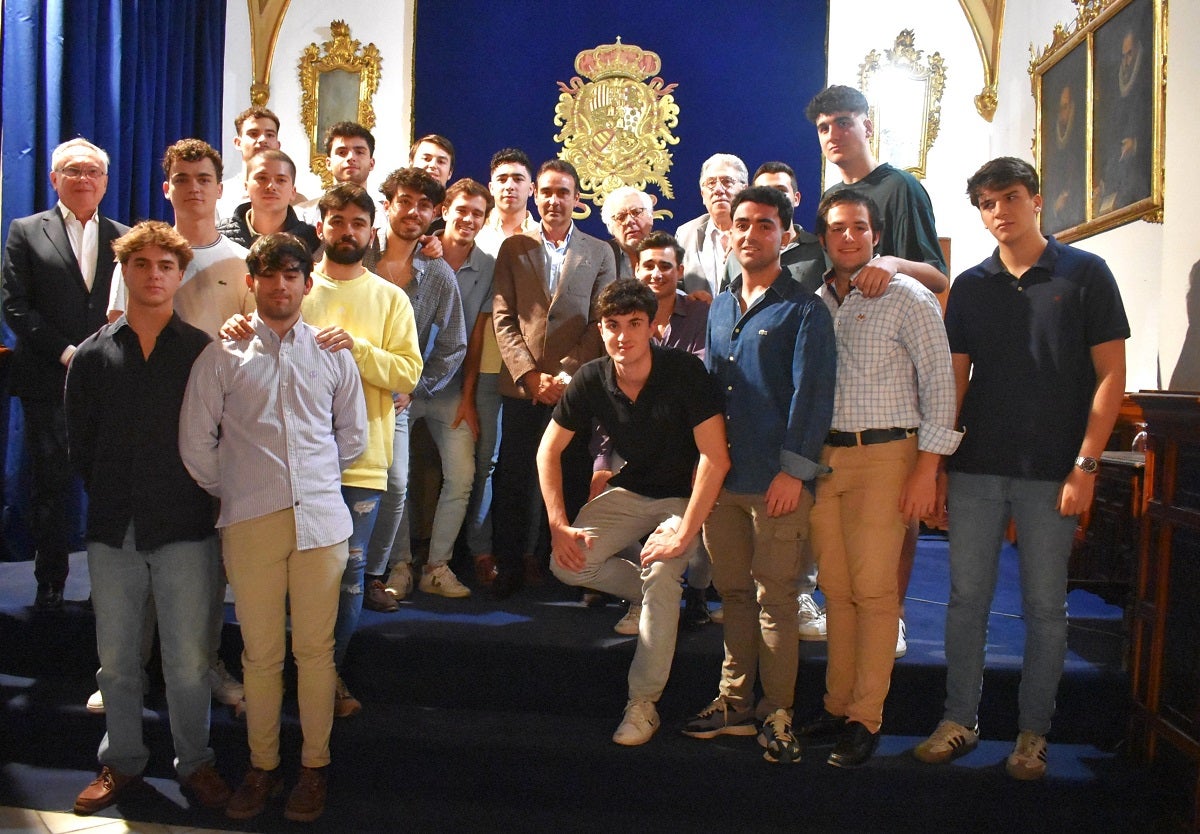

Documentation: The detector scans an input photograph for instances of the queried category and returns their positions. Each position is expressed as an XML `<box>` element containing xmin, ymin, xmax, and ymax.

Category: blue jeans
<box><xmin>466</xmin><ymin>373</ymin><xmax>502</xmax><ymax>557</ymax></box>
<box><xmin>943</xmin><ymin>472</ymin><xmax>1077</xmax><ymax>736</ymax></box>
<box><xmin>88</xmin><ymin>524</ymin><xmax>218</xmax><ymax>778</ymax></box>
<box><xmin>334</xmin><ymin>486</ymin><xmax>383</xmax><ymax>669</ymax></box>
<box><xmin>365</xmin><ymin>408</ymin><xmax>410</xmax><ymax>576</ymax></box>
<box><xmin>381</xmin><ymin>391</ymin><xmax>476</xmax><ymax>567</ymax></box>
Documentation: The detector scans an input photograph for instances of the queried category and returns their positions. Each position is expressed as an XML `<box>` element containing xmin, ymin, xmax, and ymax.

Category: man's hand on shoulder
<box><xmin>419</xmin><ymin>234</ymin><xmax>443</xmax><ymax>260</ymax></box>
<box><xmin>220</xmin><ymin>314</ymin><xmax>254</xmax><ymax>341</ymax></box>
<box><xmin>852</xmin><ymin>258</ymin><xmax>898</xmax><ymax>299</ymax></box>
<box><xmin>315</xmin><ymin>326</ymin><xmax>353</xmax><ymax>352</ymax></box>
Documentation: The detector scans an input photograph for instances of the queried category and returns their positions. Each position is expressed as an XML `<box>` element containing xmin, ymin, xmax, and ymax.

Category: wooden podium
<box><xmin>1128</xmin><ymin>392</ymin><xmax>1200</xmax><ymax>831</ymax></box>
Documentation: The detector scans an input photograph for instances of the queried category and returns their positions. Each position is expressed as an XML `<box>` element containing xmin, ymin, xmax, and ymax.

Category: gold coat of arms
<box><xmin>553</xmin><ymin>38</ymin><xmax>679</xmax><ymax>216</ymax></box>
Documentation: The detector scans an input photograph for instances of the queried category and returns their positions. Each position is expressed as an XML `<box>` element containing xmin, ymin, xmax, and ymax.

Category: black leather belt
<box><xmin>826</xmin><ymin>427</ymin><xmax>917</xmax><ymax>447</ymax></box>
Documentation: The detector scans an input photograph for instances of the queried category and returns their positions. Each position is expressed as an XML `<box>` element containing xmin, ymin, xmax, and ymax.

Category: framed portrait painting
<box><xmin>1031</xmin><ymin>0</ymin><xmax>1165</xmax><ymax>243</ymax></box>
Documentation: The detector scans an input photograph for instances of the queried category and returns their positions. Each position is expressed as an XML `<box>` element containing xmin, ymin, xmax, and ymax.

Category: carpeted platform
<box><xmin>0</xmin><ymin>537</ymin><xmax>1171</xmax><ymax>832</ymax></box>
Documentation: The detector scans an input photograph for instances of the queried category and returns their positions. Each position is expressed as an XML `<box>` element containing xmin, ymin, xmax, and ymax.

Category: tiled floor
<box><xmin>0</xmin><ymin>805</ymin><xmax>246</xmax><ymax>834</ymax></box>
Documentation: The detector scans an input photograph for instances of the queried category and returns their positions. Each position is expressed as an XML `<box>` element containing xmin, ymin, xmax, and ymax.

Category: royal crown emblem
<box><xmin>553</xmin><ymin>38</ymin><xmax>679</xmax><ymax>218</ymax></box>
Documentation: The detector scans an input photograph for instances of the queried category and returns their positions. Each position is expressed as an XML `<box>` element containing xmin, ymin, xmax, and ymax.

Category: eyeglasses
<box><xmin>613</xmin><ymin>207</ymin><xmax>646</xmax><ymax>224</ymax></box>
<box><xmin>58</xmin><ymin>166</ymin><xmax>107</xmax><ymax>180</ymax></box>
<box><xmin>701</xmin><ymin>176</ymin><xmax>743</xmax><ymax>193</ymax></box>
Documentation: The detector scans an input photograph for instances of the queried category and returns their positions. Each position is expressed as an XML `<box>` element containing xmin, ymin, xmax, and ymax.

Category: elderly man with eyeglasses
<box><xmin>2</xmin><ymin>137</ymin><xmax>128</xmax><ymax>610</ymax></box>
<box><xmin>602</xmin><ymin>186</ymin><xmax>655</xmax><ymax>280</ymax></box>
<box><xmin>675</xmin><ymin>154</ymin><xmax>748</xmax><ymax>300</ymax></box>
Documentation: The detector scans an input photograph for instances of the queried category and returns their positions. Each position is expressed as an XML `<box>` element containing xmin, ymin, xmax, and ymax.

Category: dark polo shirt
<box><xmin>945</xmin><ymin>236</ymin><xmax>1130</xmax><ymax>481</ymax></box>
<box><xmin>552</xmin><ymin>344</ymin><xmax>723</xmax><ymax>499</ymax></box>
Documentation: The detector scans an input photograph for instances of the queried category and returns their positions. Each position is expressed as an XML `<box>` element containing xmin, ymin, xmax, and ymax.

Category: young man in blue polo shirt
<box><xmin>914</xmin><ymin>156</ymin><xmax>1129</xmax><ymax>779</ymax></box>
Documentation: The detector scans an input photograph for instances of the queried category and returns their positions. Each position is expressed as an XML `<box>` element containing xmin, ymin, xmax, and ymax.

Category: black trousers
<box><xmin>491</xmin><ymin>396</ymin><xmax>591</xmax><ymax>577</ymax></box>
<box><xmin>21</xmin><ymin>397</ymin><xmax>72</xmax><ymax>587</ymax></box>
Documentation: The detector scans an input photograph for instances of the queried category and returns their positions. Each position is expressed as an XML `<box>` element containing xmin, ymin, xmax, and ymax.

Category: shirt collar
<box><xmin>57</xmin><ymin>201</ymin><xmax>99</xmax><ymax>226</ymax></box>
<box><xmin>983</xmin><ymin>235</ymin><xmax>1061</xmax><ymax>281</ymax></box>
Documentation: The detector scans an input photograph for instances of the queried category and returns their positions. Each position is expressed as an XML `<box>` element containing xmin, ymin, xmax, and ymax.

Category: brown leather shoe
<box><xmin>284</xmin><ymin>766</ymin><xmax>327</xmax><ymax>822</ymax></box>
<box><xmin>362</xmin><ymin>579</ymin><xmax>399</xmax><ymax>613</ymax></box>
<box><xmin>74</xmin><ymin>766</ymin><xmax>141</xmax><ymax>814</ymax></box>
<box><xmin>473</xmin><ymin>553</ymin><xmax>498</xmax><ymax>586</ymax></box>
<box><xmin>180</xmin><ymin>762</ymin><xmax>232</xmax><ymax>809</ymax></box>
<box><xmin>334</xmin><ymin>676</ymin><xmax>362</xmax><ymax>718</ymax></box>
<box><xmin>225</xmin><ymin>767</ymin><xmax>282</xmax><ymax>820</ymax></box>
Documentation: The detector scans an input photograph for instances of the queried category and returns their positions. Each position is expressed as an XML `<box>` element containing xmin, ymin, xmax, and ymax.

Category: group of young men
<box><xmin>0</xmin><ymin>80</ymin><xmax>1128</xmax><ymax>823</ymax></box>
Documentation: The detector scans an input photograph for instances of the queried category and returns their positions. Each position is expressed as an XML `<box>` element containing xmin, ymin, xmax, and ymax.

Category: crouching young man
<box><xmin>538</xmin><ymin>279</ymin><xmax>729</xmax><ymax>745</ymax></box>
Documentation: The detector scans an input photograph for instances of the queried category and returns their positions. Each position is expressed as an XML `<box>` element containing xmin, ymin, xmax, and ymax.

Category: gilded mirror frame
<box><xmin>858</xmin><ymin>30</ymin><xmax>946</xmax><ymax>180</ymax></box>
<box><xmin>298</xmin><ymin>20</ymin><xmax>382</xmax><ymax>190</ymax></box>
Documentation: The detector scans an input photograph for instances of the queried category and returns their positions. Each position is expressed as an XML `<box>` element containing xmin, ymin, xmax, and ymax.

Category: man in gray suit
<box><xmin>676</xmin><ymin>153</ymin><xmax>748</xmax><ymax>298</ymax></box>
<box><xmin>2</xmin><ymin>137</ymin><xmax>127</xmax><ymax>609</ymax></box>
<box><xmin>491</xmin><ymin>159</ymin><xmax>616</xmax><ymax>597</ymax></box>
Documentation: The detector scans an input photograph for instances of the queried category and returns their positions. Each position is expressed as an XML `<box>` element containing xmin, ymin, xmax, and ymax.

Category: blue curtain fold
<box><xmin>0</xmin><ymin>0</ymin><xmax>228</xmax><ymax>559</ymax></box>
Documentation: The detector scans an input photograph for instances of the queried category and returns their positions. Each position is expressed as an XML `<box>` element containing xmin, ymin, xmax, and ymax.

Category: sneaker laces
<box><xmin>765</xmin><ymin>709</ymin><xmax>794</xmax><ymax>742</ymax></box>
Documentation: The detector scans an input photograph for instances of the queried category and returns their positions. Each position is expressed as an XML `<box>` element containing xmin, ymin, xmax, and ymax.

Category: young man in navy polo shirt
<box><xmin>914</xmin><ymin>156</ymin><xmax>1129</xmax><ymax>779</ymax></box>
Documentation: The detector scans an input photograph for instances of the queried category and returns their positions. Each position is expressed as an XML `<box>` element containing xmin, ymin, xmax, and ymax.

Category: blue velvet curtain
<box><xmin>0</xmin><ymin>0</ymin><xmax>227</xmax><ymax>559</ymax></box>
<box><xmin>413</xmin><ymin>0</ymin><xmax>829</xmax><ymax>237</ymax></box>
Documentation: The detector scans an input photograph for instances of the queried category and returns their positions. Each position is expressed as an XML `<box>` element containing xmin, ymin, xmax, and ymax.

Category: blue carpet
<box><xmin>0</xmin><ymin>537</ymin><xmax>1166</xmax><ymax>832</ymax></box>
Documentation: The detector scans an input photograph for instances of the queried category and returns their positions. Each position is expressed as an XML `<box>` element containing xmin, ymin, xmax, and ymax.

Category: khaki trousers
<box><xmin>223</xmin><ymin>508</ymin><xmax>347</xmax><ymax>769</ymax></box>
<box><xmin>810</xmin><ymin>437</ymin><xmax>916</xmax><ymax>732</ymax></box>
<box><xmin>703</xmin><ymin>488</ymin><xmax>812</xmax><ymax>712</ymax></box>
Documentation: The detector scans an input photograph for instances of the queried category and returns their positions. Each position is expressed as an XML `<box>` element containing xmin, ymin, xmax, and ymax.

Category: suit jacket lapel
<box><xmin>524</xmin><ymin>230</ymin><xmax>552</xmax><ymax>306</ymax></box>
<box><xmin>551</xmin><ymin>232</ymin><xmax>589</xmax><ymax>304</ymax></box>
<box><xmin>42</xmin><ymin>210</ymin><xmax>87</xmax><ymax>289</ymax></box>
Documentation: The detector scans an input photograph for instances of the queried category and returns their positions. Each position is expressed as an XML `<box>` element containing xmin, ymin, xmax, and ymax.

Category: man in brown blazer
<box><xmin>491</xmin><ymin>159</ymin><xmax>616</xmax><ymax>597</ymax></box>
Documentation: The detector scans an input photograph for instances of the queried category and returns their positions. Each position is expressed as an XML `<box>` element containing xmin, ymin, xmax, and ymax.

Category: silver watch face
<box><xmin>1076</xmin><ymin>456</ymin><xmax>1099</xmax><ymax>474</ymax></box>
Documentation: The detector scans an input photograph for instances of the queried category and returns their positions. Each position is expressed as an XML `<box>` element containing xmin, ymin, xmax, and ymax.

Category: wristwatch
<box><xmin>1074</xmin><ymin>456</ymin><xmax>1100</xmax><ymax>474</ymax></box>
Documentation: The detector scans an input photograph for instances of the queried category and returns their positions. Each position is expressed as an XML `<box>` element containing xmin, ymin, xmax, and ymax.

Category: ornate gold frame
<box><xmin>1030</xmin><ymin>0</ymin><xmax>1165</xmax><ymax>243</ymax></box>
<box><xmin>858</xmin><ymin>30</ymin><xmax>947</xmax><ymax>180</ymax></box>
<box><xmin>298</xmin><ymin>21</ymin><xmax>383</xmax><ymax>190</ymax></box>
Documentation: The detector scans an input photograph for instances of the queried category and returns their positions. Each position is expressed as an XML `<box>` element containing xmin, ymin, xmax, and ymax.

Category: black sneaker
<box><xmin>682</xmin><ymin>697</ymin><xmax>757</xmax><ymax>739</ymax></box>
<box><xmin>760</xmin><ymin>708</ymin><xmax>802</xmax><ymax>763</ymax></box>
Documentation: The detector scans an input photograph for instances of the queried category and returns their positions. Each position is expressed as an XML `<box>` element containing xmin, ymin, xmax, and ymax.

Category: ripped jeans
<box><xmin>333</xmin><ymin>486</ymin><xmax>383</xmax><ymax>670</ymax></box>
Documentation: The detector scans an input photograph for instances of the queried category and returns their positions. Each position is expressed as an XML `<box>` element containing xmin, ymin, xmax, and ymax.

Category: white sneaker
<box><xmin>895</xmin><ymin>619</ymin><xmax>907</xmax><ymax>659</ymax></box>
<box><xmin>208</xmin><ymin>659</ymin><xmax>246</xmax><ymax>707</ymax></box>
<box><xmin>418</xmin><ymin>563</ymin><xmax>471</xmax><ymax>598</ymax></box>
<box><xmin>614</xmin><ymin>603</ymin><xmax>642</xmax><ymax>635</ymax></box>
<box><xmin>385</xmin><ymin>563</ymin><xmax>414</xmax><ymax>600</ymax></box>
<box><xmin>797</xmin><ymin>593</ymin><xmax>827</xmax><ymax>641</ymax></box>
<box><xmin>86</xmin><ymin>689</ymin><xmax>105</xmax><ymax>714</ymax></box>
<box><xmin>1006</xmin><ymin>730</ymin><xmax>1048</xmax><ymax>780</ymax></box>
<box><xmin>612</xmin><ymin>699</ymin><xmax>660</xmax><ymax>746</ymax></box>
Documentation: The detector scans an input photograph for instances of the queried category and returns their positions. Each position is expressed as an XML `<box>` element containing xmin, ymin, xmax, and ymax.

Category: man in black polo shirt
<box><xmin>538</xmin><ymin>279</ymin><xmax>729</xmax><ymax>746</ymax></box>
<box><xmin>65</xmin><ymin>221</ymin><xmax>229</xmax><ymax>814</ymax></box>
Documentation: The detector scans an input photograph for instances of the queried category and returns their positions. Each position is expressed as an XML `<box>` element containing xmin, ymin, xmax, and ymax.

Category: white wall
<box><xmin>827</xmin><ymin>0</ymin><xmax>1187</xmax><ymax>391</ymax></box>
<box><xmin>221</xmin><ymin>1</ymin><xmax>416</xmax><ymax>204</ymax></box>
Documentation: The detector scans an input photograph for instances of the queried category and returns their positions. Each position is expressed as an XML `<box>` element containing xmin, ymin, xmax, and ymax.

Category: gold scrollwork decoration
<box><xmin>298</xmin><ymin>20</ymin><xmax>382</xmax><ymax>190</ymax></box>
<box><xmin>553</xmin><ymin>38</ymin><xmax>680</xmax><ymax>220</ymax></box>
<box><xmin>859</xmin><ymin>30</ymin><xmax>947</xmax><ymax>180</ymax></box>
